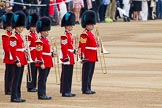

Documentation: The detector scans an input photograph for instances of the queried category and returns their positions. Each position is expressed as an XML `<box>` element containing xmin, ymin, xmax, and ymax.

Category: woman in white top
<box><xmin>140</xmin><ymin>0</ymin><xmax>148</xmax><ymax>21</ymax></box>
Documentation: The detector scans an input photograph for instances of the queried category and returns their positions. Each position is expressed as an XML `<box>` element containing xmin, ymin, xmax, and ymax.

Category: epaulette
<box><xmin>10</xmin><ymin>35</ymin><xmax>17</xmax><ymax>39</ymax></box>
<box><xmin>2</xmin><ymin>34</ymin><xmax>9</xmax><ymax>37</ymax></box>
<box><xmin>61</xmin><ymin>35</ymin><xmax>68</xmax><ymax>38</ymax></box>
<box><xmin>61</xmin><ymin>35</ymin><xmax>68</xmax><ymax>45</ymax></box>
<box><xmin>81</xmin><ymin>31</ymin><xmax>88</xmax><ymax>36</ymax></box>
<box><xmin>27</xmin><ymin>34</ymin><xmax>32</xmax><ymax>38</ymax></box>
<box><xmin>35</xmin><ymin>38</ymin><xmax>43</xmax><ymax>43</ymax></box>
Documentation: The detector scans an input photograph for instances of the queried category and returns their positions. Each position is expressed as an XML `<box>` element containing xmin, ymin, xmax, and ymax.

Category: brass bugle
<box><xmin>25</xmin><ymin>34</ymin><xmax>33</xmax><ymax>83</ymax></box>
<box><xmin>51</xmin><ymin>37</ymin><xmax>60</xmax><ymax>85</ymax></box>
<box><xmin>95</xmin><ymin>27</ymin><xmax>109</xmax><ymax>74</ymax></box>
<box><xmin>74</xmin><ymin>34</ymin><xmax>81</xmax><ymax>82</ymax></box>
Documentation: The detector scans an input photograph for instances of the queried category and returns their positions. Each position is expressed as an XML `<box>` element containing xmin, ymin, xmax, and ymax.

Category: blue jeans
<box><xmin>156</xmin><ymin>0</ymin><xmax>162</xmax><ymax>18</ymax></box>
<box><xmin>99</xmin><ymin>4</ymin><xmax>108</xmax><ymax>22</ymax></box>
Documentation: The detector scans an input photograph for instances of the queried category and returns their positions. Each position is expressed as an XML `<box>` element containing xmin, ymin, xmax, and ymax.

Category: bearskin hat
<box><xmin>26</xmin><ymin>13</ymin><xmax>39</xmax><ymax>30</ymax></box>
<box><xmin>61</xmin><ymin>12</ymin><xmax>75</xmax><ymax>27</ymax></box>
<box><xmin>81</xmin><ymin>10</ymin><xmax>96</xmax><ymax>28</ymax></box>
<box><xmin>36</xmin><ymin>17</ymin><xmax>51</xmax><ymax>33</ymax></box>
<box><xmin>12</xmin><ymin>11</ymin><xmax>26</xmax><ymax>28</ymax></box>
<box><xmin>2</xmin><ymin>12</ymin><xmax>13</xmax><ymax>29</ymax></box>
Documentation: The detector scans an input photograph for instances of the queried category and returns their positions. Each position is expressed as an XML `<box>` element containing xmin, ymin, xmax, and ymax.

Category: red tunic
<box><xmin>79</xmin><ymin>30</ymin><xmax>98</xmax><ymax>62</ymax></box>
<box><xmin>2</xmin><ymin>31</ymin><xmax>15</xmax><ymax>64</ymax></box>
<box><xmin>35</xmin><ymin>36</ymin><xmax>53</xmax><ymax>67</ymax></box>
<box><xmin>27</xmin><ymin>31</ymin><xmax>38</xmax><ymax>61</ymax></box>
<box><xmin>60</xmin><ymin>31</ymin><xmax>75</xmax><ymax>65</ymax></box>
<box><xmin>10</xmin><ymin>32</ymin><xmax>27</xmax><ymax>65</ymax></box>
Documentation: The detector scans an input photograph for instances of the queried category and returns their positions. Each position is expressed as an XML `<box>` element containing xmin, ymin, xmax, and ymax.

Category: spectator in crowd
<box><xmin>66</xmin><ymin>0</ymin><xmax>73</xmax><ymax>12</ymax></box>
<box><xmin>12</xmin><ymin>0</ymin><xmax>26</xmax><ymax>12</ymax></box>
<box><xmin>147</xmin><ymin>0</ymin><xmax>152</xmax><ymax>19</ymax></box>
<box><xmin>56</xmin><ymin>0</ymin><xmax>65</xmax><ymax>10</ymax></box>
<box><xmin>129</xmin><ymin>0</ymin><xmax>134</xmax><ymax>19</ymax></box>
<box><xmin>156</xmin><ymin>0</ymin><xmax>160</xmax><ymax>18</ymax></box>
<box><xmin>115</xmin><ymin>0</ymin><xmax>123</xmax><ymax>20</ymax></box>
<box><xmin>0</xmin><ymin>1</ymin><xmax>5</xmax><ymax>28</ymax></box>
<box><xmin>99</xmin><ymin>0</ymin><xmax>109</xmax><ymax>22</ymax></box>
<box><xmin>0</xmin><ymin>0</ymin><xmax>5</xmax><ymax>6</ymax></box>
<box><xmin>150</xmin><ymin>0</ymin><xmax>156</xmax><ymax>19</ymax></box>
<box><xmin>140</xmin><ymin>0</ymin><xmax>148</xmax><ymax>21</ymax></box>
<box><xmin>4</xmin><ymin>1</ymin><xmax>12</xmax><ymax>13</ymax></box>
<box><xmin>132</xmin><ymin>0</ymin><xmax>142</xmax><ymax>21</ymax></box>
<box><xmin>123</xmin><ymin>0</ymin><xmax>131</xmax><ymax>19</ymax></box>
<box><xmin>91</xmin><ymin>0</ymin><xmax>95</xmax><ymax>10</ymax></box>
<box><xmin>73</xmin><ymin>0</ymin><xmax>84</xmax><ymax>24</ymax></box>
<box><xmin>49</xmin><ymin>0</ymin><xmax>57</xmax><ymax>25</ymax></box>
<box><xmin>53</xmin><ymin>1</ymin><xmax>59</xmax><ymax>25</ymax></box>
<box><xmin>156</xmin><ymin>0</ymin><xmax>162</xmax><ymax>19</ymax></box>
<box><xmin>40</xmin><ymin>0</ymin><xmax>49</xmax><ymax>17</ymax></box>
<box><xmin>49</xmin><ymin>0</ymin><xmax>54</xmax><ymax>17</ymax></box>
<box><xmin>81</xmin><ymin>0</ymin><xmax>92</xmax><ymax>16</ymax></box>
<box><xmin>91</xmin><ymin>0</ymin><xmax>101</xmax><ymax>22</ymax></box>
<box><xmin>24</xmin><ymin>0</ymin><xmax>39</xmax><ymax>15</ymax></box>
<box><xmin>106</xmin><ymin>0</ymin><xmax>117</xmax><ymax>21</ymax></box>
<box><xmin>56</xmin><ymin>0</ymin><xmax>67</xmax><ymax>24</ymax></box>
<box><xmin>83</xmin><ymin>0</ymin><xmax>88</xmax><ymax>10</ymax></box>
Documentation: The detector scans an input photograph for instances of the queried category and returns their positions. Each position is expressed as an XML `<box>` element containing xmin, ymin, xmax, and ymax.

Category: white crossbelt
<box><xmin>42</xmin><ymin>52</ymin><xmax>51</xmax><ymax>56</ymax></box>
<box><xmin>85</xmin><ymin>47</ymin><xmax>97</xmax><ymax>50</ymax></box>
<box><xmin>16</xmin><ymin>48</ymin><xmax>25</xmax><ymax>52</ymax></box>
<box><xmin>68</xmin><ymin>49</ymin><xmax>74</xmax><ymax>52</ymax></box>
<box><xmin>30</xmin><ymin>47</ymin><xmax>36</xmax><ymax>51</ymax></box>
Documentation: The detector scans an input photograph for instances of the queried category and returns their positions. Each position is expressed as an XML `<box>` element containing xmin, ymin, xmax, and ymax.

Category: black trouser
<box><xmin>91</xmin><ymin>1</ymin><xmax>101</xmax><ymax>22</ymax></box>
<box><xmin>38</xmin><ymin>67</ymin><xmax>50</xmax><ymax>97</ymax></box>
<box><xmin>40</xmin><ymin>6</ymin><xmax>49</xmax><ymax>17</ymax></box>
<box><xmin>11</xmin><ymin>65</ymin><xmax>24</xmax><ymax>100</ymax></box>
<box><xmin>99</xmin><ymin>4</ymin><xmax>108</xmax><ymax>22</ymax></box>
<box><xmin>82</xmin><ymin>62</ymin><xmax>95</xmax><ymax>92</ymax></box>
<box><xmin>147</xmin><ymin>1</ymin><xmax>153</xmax><ymax>20</ymax></box>
<box><xmin>60</xmin><ymin>64</ymin><xmax>74</xmax><ymax>93</ymax></box>
<box><xmin>27</xmin><ymin>62</ymin><xmax>38</xmax><ymax>89</ymax></box>
<box><xmin>4</xmin><ymin>64</ymin><xmax>15</xmax><ymax>94</ymax></box>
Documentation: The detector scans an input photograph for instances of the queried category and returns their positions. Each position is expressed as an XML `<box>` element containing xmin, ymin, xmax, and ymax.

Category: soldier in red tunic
<box><xmin>26</xmin><ymin>13</ymin><xmax>39</xmax><ymax>92</ymax></box>
<box><xmin>10</xmin><ymin>11</ymin><xmax>27</xmax><ymax>102</ymax></box>
<box><xmin>36</xmin><ymin>17</ymin><xmax>53</xmax><ymax>100</ymax></box>
<box><xmin>60</xmin><ymin>12</ymin><xmax>76</xmax><ymax>97</ymax></box>
<box><xmin>79</xmin><ymin>10</ymin><xmax>97</xmax><ymax>94</ymax></box>
<box><xmin>1</xmin><ymin>12</ymin><xmax>14</xmax><ymax>95</ymax></box>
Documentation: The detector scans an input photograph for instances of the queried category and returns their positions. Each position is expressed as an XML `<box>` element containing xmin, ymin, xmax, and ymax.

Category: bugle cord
<box><xmin>51</xmin><ymin>37</ymin><xmax>60</xmax><ymax>85</ymax></box>
<box><xmin>95</xmin><ymin>27</ymin><xmax>109</xmax><ymax>74</ymax></box>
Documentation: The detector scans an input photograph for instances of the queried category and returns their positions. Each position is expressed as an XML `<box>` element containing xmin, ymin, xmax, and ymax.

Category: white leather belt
<box><xmin>30</xmin><ymin>47</ymin><xmax>36</xmax><ymax>51</ymax></box>
<box><xmin>68</xmin><ymin>49</ymin><xmax>74</xmax><ymax>52</ymax></box>
<box><xmin>42</xmin><ymin>52</ymin><xmax>51</xmax><ymax>56</ymax></box>
<box><xmin>16</xmin><ymin>48</ymin><xmax>25</xmax><ymax>52</ymax></box>
<box><xmin>85</xmin><ymin>47</ymin><xmax>97</xmax><ymax>50</ymax></box>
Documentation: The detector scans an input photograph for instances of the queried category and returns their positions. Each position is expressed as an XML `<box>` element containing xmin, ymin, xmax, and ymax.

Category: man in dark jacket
<box><xmin>40</xmin><ymin>0</ymin><xmax>49</xmax><ymax>17</ymax></box>
<box><xmin>12</xmin><ymin>0</ymin><xmax>26</xmax><ymax>12</ymax></box>
<box><xmin>24</xmin><ymin>0</ymin><xmax>38</xmax><ymax>15</ymax></box>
